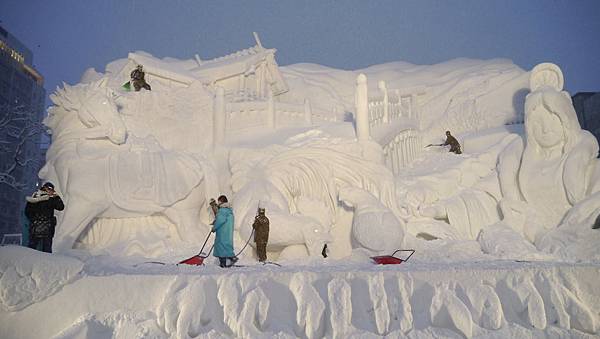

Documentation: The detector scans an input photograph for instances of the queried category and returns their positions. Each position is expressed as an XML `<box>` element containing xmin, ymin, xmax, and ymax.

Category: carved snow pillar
<box><xmin>384</xmin><ymin>146</ymin><xmax>392</xmax><ymax>170</ymax></box>
<box><xmin>398</xmin><ymin>136</ymin><xmax>404</xmax><ymax>169</ymax></box>
<box><xmin>304</xmin><ymin>98</ymin><xmax>313</xmax><ymax>125</ymax></box>
<box><xmin>257</xmin><ymin>63</ymin><xmax>267</xmax><ymax>99</ymax></box>
<box><xmin>238</xmin><ymin>74</ymin><xmax>245</xmax><ymax>95</ymax></box>
<box><xmin>390</xmin><ymin>142</ymin><xmax>398</xmax><ymax>175</ymax></box>
<box><xmin>400</xmin><ymin>132</ymin><xmax>410</xmax><ymax>167</ymax></box>
<box><xmin>413</xmin><ymin>94</ymin><xmax>421</xmax><ymax>130</ymax></box>
<box><xmin>412</xmin><ymin>134</ymin><xmax>417</xmax><ymax>162</ymax></box>
<box><xmin>355</xmin><ymin>73</ymin><xmax>370</xmax><ymax>141</ymax></box>
<box><xmin>378</xmin><ymin>80</ymin><xmax>389</xmax><ymax>123</ymax></box>
<box><xmin>407</xmin><ymin>135</ymin><xmax>412</xmax><ymax>165</ymax></box>
<box><xmin>267</xmin><ymin>91</ymin><xmax>275</xmax><ymax>129</ymax></box>
<box><xmin>213</xmin><ymin>87</ymin><xmax>226</xmax><ymax>146</ymax></box>
<box><xmin>256</xmin><ymin>65</ymin><xmax>262</xmax><ymax>98</ymax></box>
<box><xmin>395</xmin><ymin>90</ymin><xmax>401</xmax><ymax>119</ymax></box>
<box><xmin>409</xmin><ymin>134</ymin><xmax>414</xmax><ymax>163</ymax></box>
<box><xmin>404</xmin><ymin>133</ymin><xmax>410</xmax><ymax>165</ymax></box>
<box><xmin>405</xmin><ymin>96</ymin><xmax>411</xmax><ymax>120</ymax></box>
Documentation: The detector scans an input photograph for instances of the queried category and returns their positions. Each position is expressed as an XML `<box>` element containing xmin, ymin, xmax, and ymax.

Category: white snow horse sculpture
<box><xmin>41</xmin><ymin>78</ymin><xmax>212</xmax><ymax>252</ymax></box>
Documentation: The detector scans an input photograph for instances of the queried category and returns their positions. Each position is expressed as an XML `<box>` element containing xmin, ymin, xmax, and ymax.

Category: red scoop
<box><xmin>371</xmin><ymin>249</ymin><xmax>415</xmax><ymax>265</ymax></box>
<box><xmin>178</xmin><ymin>255</ymin><xmax>208</xmax><ymax>266</ymax></box>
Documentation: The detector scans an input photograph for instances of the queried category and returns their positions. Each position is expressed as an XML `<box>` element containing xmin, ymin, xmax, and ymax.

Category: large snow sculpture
<box><xmin>498</xmin><ymin>63</ymin><xmax>600</xmax><ymax>242</ymax></box>
<box><xmin>41</xmin><ymin>78</ymin><xmax>214</xmax><ymax>252</ymax></box>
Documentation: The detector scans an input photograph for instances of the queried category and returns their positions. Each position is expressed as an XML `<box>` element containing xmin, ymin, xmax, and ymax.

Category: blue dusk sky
<box><xmin>1</xmin><ymin>0</ymin><xmax>599</xmax><ymax>101</ymax></box>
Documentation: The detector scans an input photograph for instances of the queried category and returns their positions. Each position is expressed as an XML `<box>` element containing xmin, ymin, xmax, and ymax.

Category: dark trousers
<box><xmin>450</xmin><ymin>145</ymin><xmax>462</xmax><ymax>154</ymax></box>
<box><xmin>133</xmin><ymin>80</ymin><xmax>151</xmax><ymax>91</ymax></box>
<box><xmin>29</xmin><ymin>236</ymin><xmax>52</xmax><ymax>253</ymax></box>
<box><xmin>256</xmin><ymin>242</ymin><xmax>267</xmax><ymax>262</ymax></box>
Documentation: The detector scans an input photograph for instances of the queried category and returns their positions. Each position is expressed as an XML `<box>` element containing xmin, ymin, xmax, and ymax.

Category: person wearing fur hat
<box><xmin>252</xmin><ymin>206</ymin><xmax>270</xmax><ymax>262</ymax></box>
<box><xmin>25</xmin><ymin>182</ymin><xmax>64</xmax><ymax>253</ymax></box>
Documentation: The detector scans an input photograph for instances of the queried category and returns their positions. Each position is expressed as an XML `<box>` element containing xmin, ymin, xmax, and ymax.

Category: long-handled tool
<box><xmin>178</xmin><ymin>231</ymin><xmax>214</xmax><ymax>266</ymax></box>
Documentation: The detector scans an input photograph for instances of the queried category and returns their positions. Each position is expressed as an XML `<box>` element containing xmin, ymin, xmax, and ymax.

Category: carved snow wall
<box><xmin>355</xmin><ymin>73</ymin><xmax>427</xmax><ymax>173</ymax></box>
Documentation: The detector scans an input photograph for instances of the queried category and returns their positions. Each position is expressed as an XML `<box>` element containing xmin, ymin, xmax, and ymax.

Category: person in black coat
<box><xmin>443</xmin><ymin>131</ymin><xmax>462</xmax><ymax>154</ymax></box>
<box><xmin>130</xmin><ymin>65</ymin><xmax>151</xmax><ymax>91</ymax></box>
<box><xmin>25</xmin><ymin>182</ymin><xmax>64</xmax><ymax>253</ymax></box>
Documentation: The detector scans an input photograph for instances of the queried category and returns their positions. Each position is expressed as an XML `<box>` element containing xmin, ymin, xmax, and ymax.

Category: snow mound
<box><xmin>0</xmin><ymin>246</ymin><xmax>83</xmax><ymax>311</ymax></box>
<box><xmin>54</xmin><ymin>311</ymin><xmax>163</xmax><ymax>339</ymax></box>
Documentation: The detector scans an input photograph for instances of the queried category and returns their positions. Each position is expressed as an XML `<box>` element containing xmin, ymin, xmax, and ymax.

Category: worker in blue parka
<box><xmin>212</xmin><ymin>195</ymin><xmax>237</xmax><ymax>267</ymax></box>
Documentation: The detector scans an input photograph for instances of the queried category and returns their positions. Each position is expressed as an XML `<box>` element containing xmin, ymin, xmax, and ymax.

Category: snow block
<box><xmin>497</xmin><ymin>275</ymin><xmax>547</xmax><ymax>330</ymax></box>
<box><xmin>367</xmin><ymin>274</ymin><xmax>390</xmax><ymax>335</ymax></box>
<box><xmin>328</xmin><ymin>278</ymin><xmax>354</xmax><ymax>339</ymax></box>
<box><xmin>534</xmin><ymin>272</ymin><xmax>597</xmax><ymax>334</ymax></box>
<box><xmin>464</xmin><ymin>284</ymin><xmax>502</xmax><ymax>330</ymax></box>
<box><xmin>430</xmin><ymin>284</ymin><xmax>473</xmax><ymax>338</ymax></box>
<box><xmin>289</xmin><ymin>273</ymin><xmax>325</xmax><ymax>338</ymax></box>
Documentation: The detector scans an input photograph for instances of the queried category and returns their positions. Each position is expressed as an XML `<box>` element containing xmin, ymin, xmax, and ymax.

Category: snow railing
<box><xmin>355</xmin><ymin>74</ymin><xmax>426</xmax><ymax>171</ymax></box>
<box><xmin>354</xmin><ymin>73</ymin><xmax>426</xmax><ymax>141</ymax></box>
<box><xmin>382</xmin><ymin>129</ymin><xmax>422</xmax><ymax>174</ymax></box>
<box><xmin>212</xmin><ymin>87</ymin><xmax>338</xmax><ymax>145</ymax></box>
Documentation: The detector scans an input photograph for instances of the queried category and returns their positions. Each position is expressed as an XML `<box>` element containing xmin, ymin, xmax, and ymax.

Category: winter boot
<box><xmin>227</xmin><ymin>256</ymin><xmax>239</xmax><ymax>267</ymax></box>
<box><xmin>219</xmin><ymin>257</ymin><xmax>227</xmax><ymax>268</ymax></box>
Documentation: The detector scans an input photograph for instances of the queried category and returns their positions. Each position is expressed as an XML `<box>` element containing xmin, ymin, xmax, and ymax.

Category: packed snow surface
<box><xmin>2</xmin><ymin>49</ymin><xmax>600</xmax><ymax>338</ymax></box>
<box><xmin>1</xmin><ymin>246</ymin><xmax>599</xmax><ymax>338</ymax></box>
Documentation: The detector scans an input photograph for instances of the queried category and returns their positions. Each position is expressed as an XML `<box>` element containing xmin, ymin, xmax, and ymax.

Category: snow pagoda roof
<box><xmin>189</xmin><ymin>45</ymin><xmax>278</xmax><ymax>84</ymax></box>
<box><xmin>121</xmin><ymin>33</ymin><xmax>286</xmax><ymax>92</ymax></box>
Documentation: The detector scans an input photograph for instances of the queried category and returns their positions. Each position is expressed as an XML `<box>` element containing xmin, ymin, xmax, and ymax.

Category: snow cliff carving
<box><xmin>41</xmin><ymin>78</ymin><xmax>217</xmax><ymax>252</ymax></box>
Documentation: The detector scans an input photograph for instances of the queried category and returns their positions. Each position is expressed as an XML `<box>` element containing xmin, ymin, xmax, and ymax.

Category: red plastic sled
<box><xmin>178</xmin><ymin>231</ymin><xmax>213</xmax><ymax>266</ymax></box>
<box><xmin>371</xmin><ymin>249</ymin><xmax>415</xmax><ymax>265</ymax></box>
<box><xmin>178</xmin><ymin>255</ymin><xmax>209</xmax><ymax>266</ymax></box>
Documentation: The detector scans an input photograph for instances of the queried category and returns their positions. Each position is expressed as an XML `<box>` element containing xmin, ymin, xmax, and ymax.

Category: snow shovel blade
<box><xmin>178</xmin><ymin>255</ymin><xmax>206</xmax><ymax>266</ymax></box>
<box><xmin>371</xmin><ymin>249</ymin><xmax>415</xmax><ymax>265</ymax></box>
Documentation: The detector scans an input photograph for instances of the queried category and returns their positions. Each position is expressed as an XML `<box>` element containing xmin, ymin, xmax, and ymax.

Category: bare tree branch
<box><xmin>0</xmin><ymin>104</ymin><xmax>47</xmax><ymax>192</ymax></box>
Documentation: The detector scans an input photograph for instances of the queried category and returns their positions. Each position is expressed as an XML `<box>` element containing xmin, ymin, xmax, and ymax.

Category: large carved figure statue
<box><xmin>498</xmin><ymin>63</ymin><xmax>600</xmax><ymax>242</ymax></box>
<box><xmin>412</xmin><ymin>63</ymin><xmax>599</xmax><ymax>248</ymax></box>
<box><xmin>41</xmin><ymin>78</ymin><xmax>214</xmax><ymax>252</ymax></box>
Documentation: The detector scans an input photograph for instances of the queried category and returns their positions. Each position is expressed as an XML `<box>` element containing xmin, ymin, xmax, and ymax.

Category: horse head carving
<box><xmin>47</xmin><ymin>77</ymin><xmax>127</xmax><ymax>145</ymax></box>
